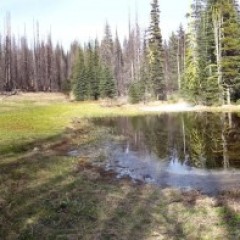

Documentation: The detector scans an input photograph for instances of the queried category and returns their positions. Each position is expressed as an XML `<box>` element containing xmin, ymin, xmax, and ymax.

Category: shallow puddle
<box><xmin>91</xmin><ymin>112</ymin><xmax>240</xmax><ymax>194</ymax></box>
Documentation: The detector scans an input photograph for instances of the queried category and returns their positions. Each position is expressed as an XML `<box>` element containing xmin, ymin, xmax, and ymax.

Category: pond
<box><xmin>93</xmin><ymin>112</ymin><xmax>240</xmax><ymax>194</ymax></box>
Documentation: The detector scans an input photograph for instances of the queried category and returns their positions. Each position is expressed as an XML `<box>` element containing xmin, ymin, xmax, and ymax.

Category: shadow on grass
<box><xmin>216</xmin><ymin>191</ymin><xmax>240</xmax><ymax>240</ymax></box>
<box><xmin>0</xmin><ymin>130</ymin><xmax>188</xmax><ymax>240</ymax></box>
<box><xmin>0</xmin><ymin>130</ymin><xmax>240</xmax><ymax>240</ymax></box>
<box><xmin>0</xmin><ymin>133</ymin><xmax>64</xmax><ymax>156</ymax></box>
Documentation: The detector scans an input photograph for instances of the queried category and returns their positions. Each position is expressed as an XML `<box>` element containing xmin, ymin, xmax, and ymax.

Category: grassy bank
<box><xmin>0</xmin><ymin>95</ymin><xmax>143</xmax><ymax>155</ymax></box>
<box><xmin>0</xmin><ymin>94</ymin><xmax>240</xmax><ymax>239</ymax></box>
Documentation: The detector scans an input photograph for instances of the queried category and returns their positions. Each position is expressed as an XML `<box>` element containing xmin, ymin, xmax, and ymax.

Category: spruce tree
<box><xmin>177</xmin><ymin>24</ymin><xmax>186</xmax><ymax>90</ymax></box>
<box><xmin>203</xmin><ymin>0</ymin><xmax>219</xmax><ymax>105</ymax></box>
<box><xmin>85</xmin><ymin>42</ymin><xmax>94</xmax><ymax>99</ymax></box>
<box><xmin>139</xmin><ymin>35</ymin><xmax>150</xmax><ymax>102</ymax></box>
<box><xmin>92</xmin><ymin>39</ymin><xmax>101</xmax><ymax>100</ymax></box>
<box><xmin>148</xmin><ymin>0</ymin><xmax>166</xmax><ymax>100</ymax></box>
<box><xmin>205</xmin><ymin>0</ymin><xmax>240</xmax><ymax>104</ymax></box>
<box><xmin>167</xmin><ymin>32</ymin><xmax>179</xmax><ymax>92</ymax></box>
<box><xmin>128</xmin><ymin>82</ymin><xmax>141</xmax><ymax>104</ymax></box>
<box><xmin>182</xmin><ymin>0</ymin><xmax>205</xmax><ymax>103</ymax></box>
<box><xmin>72</xmin><ymin>46</ymin><xmax>87</xmax><ymax>101</ymax></box>
<box><xmin>100</xmin><ymin>66</ymin><xmax>116</xmax><ymax>99</ymax></box>
<box><xmin>220</xmin><ymin>0</ymin><xmax>240</xmax><ymax>103</ymax></box>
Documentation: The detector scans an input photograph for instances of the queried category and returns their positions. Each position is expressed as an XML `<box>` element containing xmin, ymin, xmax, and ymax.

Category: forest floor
<box><xmin>0</xmin><ymin>93</ymin><xmax>240</xmax><ymax>239</ymax></box>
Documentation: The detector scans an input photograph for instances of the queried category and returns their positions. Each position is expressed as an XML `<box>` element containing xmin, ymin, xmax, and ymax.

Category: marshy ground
<box><xmin>0</xmin><ymin>93</ymin><xmax>240</xmax><ymax>240</ymax></box>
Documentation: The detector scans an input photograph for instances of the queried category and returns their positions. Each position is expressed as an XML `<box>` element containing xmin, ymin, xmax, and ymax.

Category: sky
<box><xmin>0</xmin><ymin>0</ymin><xmax>190</xmax><ymax>49</ymax></box>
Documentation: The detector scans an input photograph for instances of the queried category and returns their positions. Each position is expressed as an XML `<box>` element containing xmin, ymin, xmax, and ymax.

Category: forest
<box><xmin>0</xmin><ymin>0</ymin><xmax>240</xmax><ymax>105</ymax></box>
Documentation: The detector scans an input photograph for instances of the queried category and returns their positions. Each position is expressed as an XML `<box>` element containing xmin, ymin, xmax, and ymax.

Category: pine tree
<box><xmin>100</xmin><ymin>66</ymin><xmax>116</xmax><ymax>99</ymax></box>
<box><xmin>202</xmin><ymin>0</ymin><xmax>219</xmax><ymax>105</ymax></box>
<box><xmin>92</xmin><ymin>39</ymin><xmax>101</xmax><ymax>100</ymax></box>
<box><xmin>220</xmin><ymin>0</ymin><xmax>240</xmax><ymax>103</ymax></box>
<box><xmin>182</xmin><ymin>0</ymin><xmax>205</xmax><ymax>103</ymax></box>
<box><xmin>140</xmin><ymin>34</ymin><xmax>150</xmax><ymax>102</ymax></box>
<box><xmin>72</xmin><ymin>46</ymin><xmax>87</xmax><ymax>101</ymax></box>
<box><xmin>149</xmin><ymin>0</ymin><xmax>166</xmax><ymax>100</ymax></box>
<box><xmin>86</xmin><ymin>42</ymin><xmax>95</xmax><ymax>99</ymax></box>
<box><xmin>128</xmin><ymin>81</ymin><xmax>141</xmax><ymax>104</ymax></box>
<box><xmin>177</xmin><ymin>24</ymin><xmax>186</xmax><ymax>90</ymax></box>
<box><xmin>167</xmin><ymin>32</ymin><xmax>179</xmax><ymax>93</ymax></box>
<box><xmin>203</xmin><ymin>0</ymin><xmax>240</xmax><ymax>104</ymax></box>
<box><xmin>148</xmin><ymin>0</ymin><xmax>166</xmax><ymax>100</ymax></box>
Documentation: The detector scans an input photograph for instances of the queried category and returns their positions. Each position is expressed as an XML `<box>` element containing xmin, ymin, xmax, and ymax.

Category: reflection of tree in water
<box><xmin>184</xmin><ymin>113</ymin><xmax>222</xmax><ymax>168</ymax></box>
<box><xmin>94</xmin><ymin>113</ymin><xmax>240</xmax><ymax>169</ymax></box>
<box><xmin>181</xmin><ymin>112</ymin><xmax>240</xmax><ymax>169</ymax></box>
<box><xmin>222</xmin><ymin>113</ymin><xmax>240</xmax><ymax>168</ymax></box>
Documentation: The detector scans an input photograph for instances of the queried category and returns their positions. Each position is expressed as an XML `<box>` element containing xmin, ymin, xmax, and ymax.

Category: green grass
<box><xmin>0</xmin><ymin>97</ymin><xmax>240</xmax><ymax>239</ymax></box>
<box><xmin>0</xmin><ymin>100</ymin><xmax>143</xmax><ymax>155</ymax></box>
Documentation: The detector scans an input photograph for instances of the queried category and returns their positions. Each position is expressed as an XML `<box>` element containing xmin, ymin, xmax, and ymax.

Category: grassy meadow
<box><xmin>0</xmin><ymin>93</ymin><xmax>240</xmax><ymax>240</ymax></box>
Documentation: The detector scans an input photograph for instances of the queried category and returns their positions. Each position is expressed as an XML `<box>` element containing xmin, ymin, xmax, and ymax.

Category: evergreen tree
<box><xmin>148</xmin><ymin>0</ymin><xmax>166</xmax><ymax>100</ymax></box>
<box><xmin>167</xmin><ymin>32</ymin><xmax>179</xmax><ymax>93</ymax></box>
<box><xmin>140</xmin><ymin>34</ymin><xmax>150</xmax><ymax>102</ymax></box>
<box><xmin>100</xmin><ymin>66</ymin><xmax>116</xmax><ymax>99</ymax></box>
<box><xmin>202</xmin><ymin>0</ymin><xmax>219</xmax><ymax>104</ymax></box>
<box><xmin>183</xmin><ymin>0</ymin><xmax>240</xmax><ymax>105</ymax></box>
<box><xmin>182</xmin><ymin>0</ymin><xmax>205</xmax><ymax>103</ymax></box>
<box><xmin>220</xmin><ymin>0</ymin><xmax>240</xmax><ymax>103</ymax></box>
<box><xmin>86</xmin><ymin>42</ymin><xmax>95</xmax><ymax>99</ymax></box>
<box><xmin>128</xmin><ymin>81</ymin><xmax>141</xmax><ymax>104</ymax></box>
<box><xmin>72</xmin><ymin>47</ymin><xmax>87</xmax><ymax>101</ymax></box>
<box><xmin>177</xmin><ymin>24</ymin><xmax>186</xmax><ymax>90</ymax></box>
<box><xmin>92</xmin><ymin>39</ymin><xmax>101</xmax><ymax>100</ymax></box>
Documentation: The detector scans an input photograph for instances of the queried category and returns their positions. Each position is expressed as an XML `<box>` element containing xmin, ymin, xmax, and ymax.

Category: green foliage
<box><xmin>128</xmin><ymin>82</ymin><xmax>141</xmax><ymax>104</ymax></box>
<box><xmin>71</xmin><ymin>46</ymin><xmax>88</xmax><ymax>101</ymax></box>
<box><xmin>100</xmin><ymin>66</ymin><xmax>116</xmax><ymax>99</ymax></box>
<box><xmin>183</xmin><ymin>0</ymin><xmax>240</xmax><ymax>105</ymax></box>
<box><xmin>220</xmin><ymin>0</ymin><xmax>240</xmax><ymax>102</ymax></box>
<box><xmin>71</xmin><ymin>40</ymin><xmax>115</xmax><ymax>101</ymax></box>
<box><xmin>73</xmin><ymin>67</ymin><xmax>88</xmax><ymax>101</ymax></box>
<box><xmin>167</xmin><ymin>33</ymin><xmax>179</xmax><ymax>91</ymax></box>
<box><xmin>148</xmin><ymin>0</ymin><xmax>166</xmax><ymax>100</ymax></box>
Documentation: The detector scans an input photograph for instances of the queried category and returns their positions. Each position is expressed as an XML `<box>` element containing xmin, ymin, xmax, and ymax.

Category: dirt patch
<box><xmin>73</xmin><ymin>157</ymin><xmax>117</xmax><ymax>182</ymax></box>
<box><xmin>140</xmin><ymin>102</ymin><xmax>192</xmax><ymax>112</ymax></box>
<box><xmin>140</xmin><ymin>102</ymin><xmax>240</xmax><ymax>113</ymax></box>
<box><xmin>0</xmin><ymin>92</ymin><xmax>68</xmax><ymax>102</ymax></box>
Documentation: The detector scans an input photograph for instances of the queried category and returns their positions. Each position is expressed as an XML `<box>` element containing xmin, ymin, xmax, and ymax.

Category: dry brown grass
<box><xmin>0</xmin><ymin>92</ymin><xmax>68</xmax><ymax>102</ymax></box>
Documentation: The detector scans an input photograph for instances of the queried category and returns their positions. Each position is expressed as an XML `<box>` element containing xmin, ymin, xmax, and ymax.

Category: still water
<box><xmin>93</xmin><ymin>112</ymin><xmax>240</xmax><ymax>194</ymax></box>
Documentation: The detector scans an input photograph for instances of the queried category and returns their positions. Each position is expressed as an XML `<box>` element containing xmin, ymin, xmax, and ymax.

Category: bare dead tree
<box><xmin>4</xmin><ymin>13</ymin><xmax>12</xmax><ymax>91</ymax></box>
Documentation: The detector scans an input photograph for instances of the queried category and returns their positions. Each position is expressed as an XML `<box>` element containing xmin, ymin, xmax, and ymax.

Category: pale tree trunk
<box><xmin>226</xmin><ymin>86</ymin><xmax>231</xmax><ymax>105</ymax></box>
<box><xmin>222</xmin><ymin>114</ymin><xmax>229</xmax><ymax>169</ymax></box>
<box><xmin>5</xmin><ymin>13</ymin><xmax>12</xmax><ymax>91</ymax></box>
<box><xmin>177</xmin><ymin>37</ymin><xmax>181</xmax><ymax>90</ymax></box>
<box><xmin>182</xmin><ymin>115</ymin><xmax>186</xmax><ymax>157</ymax></box>
<box><xmin>213</xmin><ymin>10</ymin><xmax>224</xmax><ymax>104</ymax></box>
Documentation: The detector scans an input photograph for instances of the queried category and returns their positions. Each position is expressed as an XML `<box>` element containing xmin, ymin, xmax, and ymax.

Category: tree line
<box><xmin>71</xmin><ymin>0</ymin><xmax>186</xmax><ymax>102</ymax></box>
<box><xmin>1</xmin><ymin>0</ymin><xmax>240</xmax><ymax>105</ymax></box>
<box><xmin>0</xmin><ymin>14</ymin><xmax>72</xmax><ymax>93</ymax></box>
<box><xmin>0</xmin><ymin>0</ymin><xmax>185</xmax><ymax>103</ymax></box>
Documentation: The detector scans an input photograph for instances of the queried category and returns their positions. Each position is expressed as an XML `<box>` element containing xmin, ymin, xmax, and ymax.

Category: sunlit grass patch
<box><xmin>0</xmin><ymin>100</ymin><xmax>145</xmax><ymax>155</ymax></box>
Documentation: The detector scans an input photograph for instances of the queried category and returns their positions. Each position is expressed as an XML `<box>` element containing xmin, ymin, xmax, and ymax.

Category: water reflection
<box><xmin>92</xmin><ymin>112</ymin><xmax>240</xmax><ymax>193</ymax></box>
